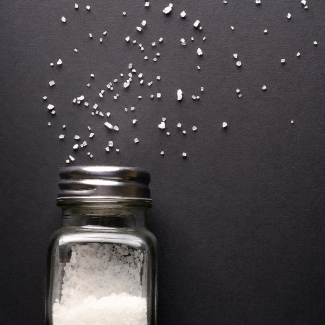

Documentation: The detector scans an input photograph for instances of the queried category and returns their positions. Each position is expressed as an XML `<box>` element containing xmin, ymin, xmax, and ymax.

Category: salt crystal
<box><xmin>159</xmin><ymin>37</ymin><xmax>163</xmax><ymax>42</ymax></box>
<box><xmin>182</xmin><ymin>152</ymin><xmax>187</xmax><ymax>157</ymax></box>
<box><xmin>59</xmin><ymin>134</ymin><xmax>65</xmax><ymax>139</ymax></box>
<box><xmin>132</xmin><ymin>119</ymin><xmax>137</xmax><ymax>124</ymax></box>
<box><xmin>43</xmin><ymin>96</ymin><xmax>47</xmax><ymax>100</ymax></box>
<box><xmin>180</xmin><ymin>11</ymin><xmax>186</xmax><ymax>18</ymax></box>
<box><xmin>69</xmin><ymin>155</ymin><xmax>75</xmax><ymax>161</ymax></box>
<box><xmin>297</xmin><ymin>52</ymin><xmax>301</xmax><ymax>57</ymax></box>
<box><xmin>136</xmin><ymin>27</ymin><xmax>142</xmax><ymax>32</ymax></box>
<box><xmin>177</xmin><ymin>89</ymin><xmax>183</xmax><ymax>101</ymax></box>
<box><xmin>287</xmin><ymin>13</ymin><xmax>291</xmax><ymax>19</ymax></box>
<box><xmin>142</xmin><ymin>20</ymin><xmax>147</xmax><ymax>27</ymax></box>
<box><xmin>57</xmin><ymin>59</ymin><xmax>63</xmax><ymax>66</ymax></box>
<box><xmin>158</xmin><ymin>121</ymin><xmax>166</xmax><ymax>129</ymax></box>
<box><xmin>73</xmin><ymin>144</ymin><xmax>79</xmax><ymax>150</ymax></box>
<box><xmin>236</xmin><ymin>61</ymin><xmax>242</xmax><ymax>67</ymax></box>
<box><xmin>233</xmin><ymin>53</ymin><xmax>238</xmax><ymax>59</ymax></box>
<box><xmin>61</xmin><ymin>16</ymin><xmax>66</xmax><ymax>23</ymax></box>
<box><xmin>47</xmin><ymin>104</ymin><xmax>55</xmax><ymax>111</ymax></box>
<box><xmin>157</xmin><ymin>93</ymin><xmax>161</xmax><ymax>98</ymax></box>
<box><xmin>183</xmin><ymin>130</ymin><xmax>186</xmax><ymax>134</ymax></box>
<box><xmin>75</xmin><ymin>3</ymin><xmax>78</xmax><ymax>9</ymax></box>
<box><xmin>177</xmin><ymin>123</ymin><xmax>182</xmax><ymax>128</ymax></box>
<box><xmin>74</xmin><ymin>48</ymin><xmax>78</xmax><ymax>53</ymax></box>
<box><xmin>163</xmin><ymin>4</ymin><xmax>173</xmax><ymax>14</ymax></box>
<box><xmin>49</xmin><ymin>80</ymin><xmax>55</xmax><ymax>87</ymax></box>
<box><xmin>86</xmin><ymin>5</ymin><xmax>90</xmax><ymax>10</ymax></box>
<box><xmin>231</xmin><ymin>26</ymin><xmax>235</xmax><ymax>30</ymax></box>
<box><xmin>262</xmin><ymin>85</ymin><xmax>267</xmax><ymax>91</ymax></box>
<box><xmin>264</xmin><ymin>29</ymin><xmax>268</xmax><ymax>34</ymax></box>
<box><xmin>314</xmin><ymin>41</ymin><xmax>318</xmax><ymax>46</ymax></box>
<box><xmin>161</xmin><ymin>151</ymin><xmax>165</xmax><ymax>156</ymax></box>
<box><xmin>89</xmin><ymin>133</ymin><xmax>94</xmax><ymax>138</ymax></box>
<box><xmin>104</xmin><ymin>122</ymin><xmax>113</xmax><ymax>129</ymax></box>
<box><xmin>89</xmin><ymin>33</ymin><xmax>93</xmax><ymax>38</ymax></box>
<box><xmin>134</xmin><ymin>138</ymin><xmax>139</xmax><ymax>143</ymax></box>
<box><xmin>281</xmin><ymin>59</ymin><xmax>286</xmax><ymax>64</ymax></box>
<box><xmin>222</xmin><ymin>122</ymin><xmax>228</xmax><ymax>128</ymax></box>
<box><xmin>193</xmin><ymin>20</ymin><xmax>200</xmax><ymax>28</ymax></box>
<box><xmin>192</xmin><ymin>126</ymin><xmax>197</xmax><ymax>132</ymax></box>
<box><xmin>65</xmin><ymin>159</ymin><xmax>70</xmax><ymax>164</ymax></box>
<box><xmin>256</xmin><ymin>0</ymin><xmax>261</xmax><ymax>4</ymax></box>
<box><xmin>145</xmin><ymin>2</ymin><xmax>150</xmax><ymax>7</ymax></box>
<box><xmin>48</xmin><ymin>122</ymin><xmax>51</xmax><ymax>126</ymax></box>
<box><xmin>197</xmin><ymin>48</ymin><xmax>203</xmax><ymax>56</ymax></box>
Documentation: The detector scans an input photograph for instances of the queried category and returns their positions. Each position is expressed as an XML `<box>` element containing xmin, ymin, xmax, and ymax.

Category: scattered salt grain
<box><xmin>43</xmin><ymin>96</ymin><xmax>47</xmax><ymax>100</ymax></box>
<box><xmin>159</xmin><ymin>37</ymin><xmax>163</xmax><ymax>42</ymax></box>
<box><xmin>287</xmin><ymin>13</ymin><xmax>291</xmax><ymax>19</ymax></box>
<box><xmin>74</xmin><ymin>48</ymin><xmax>78</xmax><ymax>53</ymax></box>
<box><xmin>281</xmin><ymin>59</ymin><xmax>286</xmax><ymax>64</ymax></box>
<box><xmin>73</xmin><ymin>144</ymin><xmax>79</xmax><ymax>150</ymax></box>
<box><xmin>86</xmin><ymin>5</ymin><xmax>90</xmax><ymax>10</ymax></box>
<box><xmin>180</xmin><ymin>11</ymin><xmax>186</xmax><ymax>18</ymax></box>
<box><xmin>69</xmin><ymin>155</ymin><xmax>75</xmax><ymax>161</ymax></box>
<box><xmin>197</xmin><ymin>48</ymin><xmax>203</xmax><ymax>56</ymax></box>
<box><xmin>193</xmin><ymin>20</ymin><xmax>200</xmax><ymax>28</ymax></box>
<box><xmin>48</xmin><ymin>122</ymin><xmax>51</xmax><ymax>126</ymax></box>
<box><xmin>231</xmin><ymin>26</ymin><xmax>235</xmax><ymax>30</ymax></box>
<box><xmin>89</xmin><ymin>33</ymin><xmax>93</xmax><ymax>38</ymax></box>
<box><xmin>145</xmin><ymin>2</ymin><xmax>150</xmax><ymax>7</ymax></box>
<box><xmin>134</xmin><ymin>138</ymin><xmax>139</xmax><ymax>143</ymax></box>
<box><xmin>192</xmin><ymin>126</ymin><xmax>197</xmax><ymax>132</ymax></box>
<box><xmin>49</xmin><ymin>80</ymin><xmax>55</xmax><ymax>87</ymax></box>
<box><xmin>132</xmin><ymin>119</ymin><xmax>137</xmax><ymax>125</ymax></box>
<box><xmin>142</xmin><ymin>20</ymin><xmax>147</xmax><ymax>27</ymax></box>
<box><xmin>222</xmin><ymin>122</ymin><xmax>228</xmax><ymax>128</ymax></box>
<box><xmin>57</xmin><ymin>59</ymin><xmax>63</xmax><ymax>66</ymax></box>
<box><xmin>89</xmin><ymin>133</ymin><xmax>94</xmax><ymax>138</ymax></box>
<box><xmin>47</xmin><ymin>104</ymin><xmax>55</xmax><ymax>111</ymax></box>
<box><xmin>262</xmin><ymin>85</ymin><xmax>267</xmax><ymax>91</ymax></box>
<box><xmin>61</xmin><ymin>16</ymin><xmax>66</xmax><ymax>23</ymax></box>
<box><xmin>233</xmin><ymin>53</ymin><xmax>238</xmax><ymax>59</ymax></box>
<box><xmin>314</xmin><ymin>41</ymin><xmax>318</xmax><ymax>46</ymax></box>
<box><xmin>256</xmin><ymin>0</ymin><xmax>261</xmax><ymax>4</ymax></box>
<box><xmin>66</xmin><ymin>159</ymin><xmax>70</xmax><ymax>164</ymax></box>
<box><xmin>74</xmin><ymin>135</ymin><xmax>80</xmax><ymax>140</ymax></box>
<box><xmin>264</xmin><ymin>29</ymin><xmax>268</xmax><ymax>34</ymax></box>
<box><xmin>182</xmin><ymin>152</ymin><xmax>187</xmax><ymax>157</ymax></box>
<box><xmin>163</xmin><ymin>4</ymin><xmax>173</xmax><ymax>14</ymax></box>
<box><xmin>177</xmin><ymin>123</ymin><xmax>182</xmax><ymax>128</ymax></box>
<box><xmin>59</xmin><ymin>134</ymin><xmax>65</xmax><ymax>139</ymax></box>
<box><xmin>136</xmin><ymin>27</ymin><xmax>142</xmax><ymax>32</ymax></box>
<box><xmin>158</xmin><ymin>121</ymin><xmax>166</xmax><ymax>129</ymax></box>
<box><xmin>157</xmin><ymin>93</ymin><xmax>162</xmax><ymax>98</ymax></box>
<box><xmin>236</xmin><ymin>61</ymin><xmax>242</xmax><ymax>67</ymax></box>
<box><xmin>161</xmin><ymin>151</ymin><xmax>165</xmax><ymax>156</ymax></box>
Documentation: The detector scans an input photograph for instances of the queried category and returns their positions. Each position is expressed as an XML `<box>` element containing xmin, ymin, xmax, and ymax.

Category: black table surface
<box><xmin>1</xmin><ymin>0</ymin><xmax>325</xmax><ymax>324</ymax></box>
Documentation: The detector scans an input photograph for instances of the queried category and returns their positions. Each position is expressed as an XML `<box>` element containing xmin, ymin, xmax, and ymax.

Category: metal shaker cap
<box><xmin>57</xmin><ymin>166</ymin><xmax>151</xmax><ymax>204</ymax></box>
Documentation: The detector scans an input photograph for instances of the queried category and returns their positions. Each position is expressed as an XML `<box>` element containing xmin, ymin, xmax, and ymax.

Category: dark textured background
<box><xmin>1</xmin><ymin>0</ymin><xmax>325</xmax><ymax>324</ymax></box>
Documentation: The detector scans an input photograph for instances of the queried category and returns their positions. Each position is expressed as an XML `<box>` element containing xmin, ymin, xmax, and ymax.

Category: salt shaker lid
<box><xmin>57</xmin><ymin>166</ymin><xmax>151</xmax><ymax>204</ymax></box>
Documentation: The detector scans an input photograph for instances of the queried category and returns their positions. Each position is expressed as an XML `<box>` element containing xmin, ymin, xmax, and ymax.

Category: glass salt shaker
<box><xmin>46</xmin><ymin>166</ymin><xmax>157</xmax><ymax>325</ymax></box>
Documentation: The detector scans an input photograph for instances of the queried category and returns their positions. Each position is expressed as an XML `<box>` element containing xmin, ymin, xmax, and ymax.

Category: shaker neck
<box><xmin>60</xmin><ymin>204</ymin><xmax>148</xmax><ymax>229</ymax></box>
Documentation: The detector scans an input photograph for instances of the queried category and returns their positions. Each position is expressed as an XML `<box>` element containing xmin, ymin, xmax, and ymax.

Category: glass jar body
<box><xmin>46</xmin><ymin>203</ymin><xmax>157</xmax><ymax>325</ymax></box>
